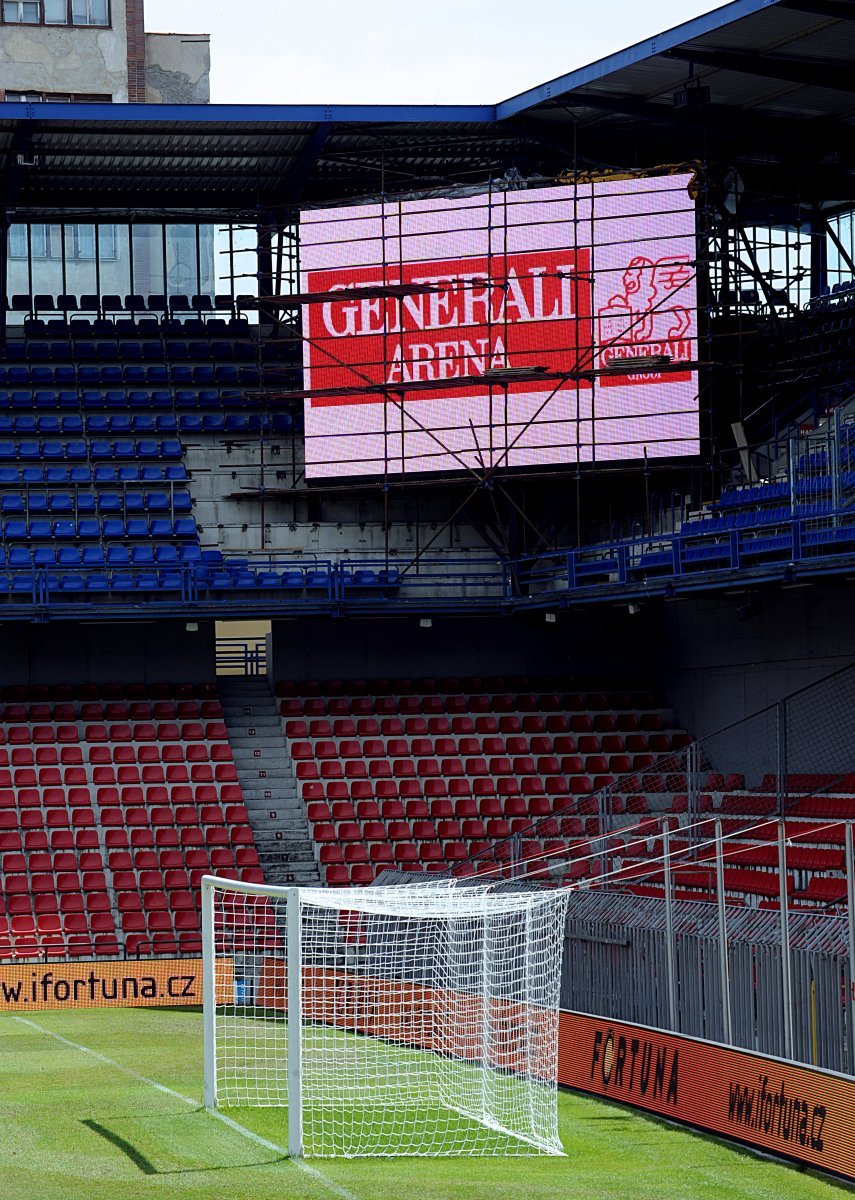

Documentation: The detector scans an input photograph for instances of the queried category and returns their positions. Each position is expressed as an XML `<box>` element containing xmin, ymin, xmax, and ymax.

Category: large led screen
<box><xmin>300</xmin><ymin>174</ymin><xmax>699</xmax><ymax>479</ymax></box>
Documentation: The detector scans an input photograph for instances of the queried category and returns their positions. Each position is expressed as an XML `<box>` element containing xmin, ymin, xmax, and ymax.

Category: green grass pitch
<box><xmin>0</xmin><ymin>1006</ymin><xmax>850</xmax><ymax>1200</ymax></box>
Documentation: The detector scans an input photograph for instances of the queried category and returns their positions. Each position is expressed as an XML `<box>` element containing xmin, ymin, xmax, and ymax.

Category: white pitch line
<box><xmin>13</xmin><ymin>1014</ymin><xmax>361</xmax><ymax>1200</ymax></box>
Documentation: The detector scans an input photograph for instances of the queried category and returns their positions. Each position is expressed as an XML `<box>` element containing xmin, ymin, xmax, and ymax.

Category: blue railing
<box><xmin>0</xmin><ymin>503</ymin><xmax>855</xmax><ymax>619</ymax></box>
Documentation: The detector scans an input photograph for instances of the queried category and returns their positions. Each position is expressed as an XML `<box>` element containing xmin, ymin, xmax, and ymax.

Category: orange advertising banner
<box><xmin>0</xmin><ymin>958</ymin><xmax>212</xmax><ymax>1012</ymax></box>
<box><xmin>559</xmin><ymin>1012</ymin><xmax>855</xmax><ymax>1181</ymax></box>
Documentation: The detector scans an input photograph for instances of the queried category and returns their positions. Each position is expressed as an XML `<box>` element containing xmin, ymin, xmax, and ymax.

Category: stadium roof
<box><xmin>2</xmin><ymin>0</ymin><xmax>855</xmax><ymax>215</ymax></box>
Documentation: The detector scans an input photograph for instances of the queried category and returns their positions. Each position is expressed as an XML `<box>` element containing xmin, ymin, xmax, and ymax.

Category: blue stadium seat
<box><xmin>110</xmin><ymin>416</ymin><xmax>134</xmax><ymax>434</ymax></box>
<box><xmin>173</xmin><ymin>518</ymin><xmax>197</xmax><ymax>538</ymax></box>
<box><xmin>31</xmin><ymin>366</ymin><xmax>52</xmax><ymax>385</ymax></box>
<box><xmin>102</xmin><ymin>519</ymin><xmax>126</xmax><ymax>539</ymax></box>
<box><xmin>61</xmin><ymin>417</ymin><xmax>83</xmax><ymax>434</ymax></box>
<box><xmin>124</xmin><ymin>494</ymin><xmax>145</xmax><ymax>514</ymax></box>
<box><xmin>77</xmin><ymin>519</ymin><xmax>100</xmax><ymax>539</ymax></box>
<box><xmin>159</xmin><ymin>571</ymin><xmax>184</xmax><ymax>590</ymax></box>
<box><xmin>0</xmin><ymin>418</ymin><xmax>13</xmax><ymax>436</ymax></box>
<box><xmin>28</xmin><ymin>495</ymin><xmax>49</xmax><ymax>515</ymax></box>
<box><xmin>146</xmin><ymin>366</ymin><xmax>168</xmax><ymax>385</ymax></box>
<box><xmin>49</xmin><ymin>495</ymin><xmax>73</xmax><ymax>514</ymax></box>
<box><xmin>161</xmin><ymin>440</ymin><xmax>182</xmax><ymax>459</ymax></box>
<box><xmin>282</xmin><ymin>570</ymin><xmax>305</xmax><ymax>589</ymax></box>
<box><xmin>11</xmin><ymin>390</ymin><xmax>32</xmax><ymax>409</ymax></box>
<box><xmin>125</xmin><ymin>519</ymin><xmax>149</xmax><ymax>538</ymax></box>
<box><xmin>155</xmin><ymin>546</ymin><xmax>179</xmax><ymax>564</ymax></box>
<box><xmin>9</xmin><ymin>546</ymin><xmax>32</xmax><ymax>566</ymax></box>
<box><xmin>173</xmin><ymin>492</ymin><xmax>192</xmax><ymax>514</ymax></box>
<box><xmin>21</xmin><ymin>467</ymin><xmax>43</xmax><ymax>484</ymax></box>
<box><xmin>203</xmin><ymin>415</ymin><xmax>226</xmax><ymax>432</ymax></box>
<box><xmin>149</xmin><ymin>519</ymin><xmax>172</xmax><ymax>538</ymax></box>
<box><xmin>179</xmin><ymin>415</ymin><xmax>203</xmax><ymax>433</ymax></box>
<box><xmin>94</xmin><ymin>466</ymin><xmax>118</xmax><ymax>483</ymax></box>
<box><xmin>81</xmin><ymin>548</ymin><xmax>104</xmax><ymax>567</ymax></box>
<box><xmin>0</xmin><ymin>469</ymin><xmax>18</xmax><ymax>485</ymax></box>
<box><xmin>106</xmin><ymin>547</ymin><xmax>130</xmax><ymax>566</ymax></box>
<box><xmin>28</xmin><ymin>519</ymin><xmax>52</xmax><ymax>539</ymax></box>
<box><xmin>86</xmin><ymin>574</ymin><xmax>110</xmax><ymax>593</ymax></box>
<box><xmin>145</xmin><ymin>493</ymin><xmax>169</xmax><ymax>512</ymax></box>
<box><xmin>110</xmin><ymin>573</ymin><xmax>135</xmax><ymax>591</ymax></box>
<box><xmin>54</xmin><ymin>366</ymin><xmax>76</xmax><ymax>386</ymax></box>
<box><xmin>98</xmin><ymin>494</ymin><xmax>122</xmax><ymax>513</ymax></box>
<box><xmin>87</xmin><ymin>416</ymin><xmax>110</xmax><ymax>435</ymax></box>
<box><xmin>1</xmin><ymin>496</ymin><xmax>24</xmax><ymax>514</ymax></box>
<box><xmin>105</xmin><ymin>390</ymin><xmax>126</xmax><ymax>410</ymax></box>
<box><xmin>133</xmin><ymin>415</ymin><xmax>157</xmax><ymax>434</ymax></box>
<box><xmin>151</xmin><ymin>390</ymin><xmax>173</xmax><ymax>410</ymax></box>
<box><xmin>165</xmin><ymin>465</ymin><xmax>187</xmax><ymax>481</ymax></box>
<box><xmin>59</xmin><ymin>548</ymin><xmax>82</xmax><ymax>567</ymax></box>
<box><xmin>52</xmin><ymin>521</ymin><xmax>76</xmax><ymax>540</ymax></box>
<box><xmin>76</xmin><ymin>494</ymin><xmax>96</xmax><ymax>514</ymax></box>
<box><xmin>117</xmin><ymin>466</ymin><xmax>140</xmax><ymax>482</ymax></box>
<box><xmin>57</xmin><ymin>391</ymin><xmax>79</xmax><ymax>411</ymax></box>
<box><xmin>131</xmin><ymin>546</ymin><xmax>155</xmax><ymax>565</ymax></box>
<box><xmin>156</xmin><ymin>415</ymin><xmax>178</xmax><ymax>433</ymax></box>
<box><xmin>113</xmin><ymin>439</ymin><xmax>136</xmax><ymax>458</ymax></box>
<box><xmin>69</xmin><ymin>467</ymin><xmax>92</xmax><ymax>483</ymax></box>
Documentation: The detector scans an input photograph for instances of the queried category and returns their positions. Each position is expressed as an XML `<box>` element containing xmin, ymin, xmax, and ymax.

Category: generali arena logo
<box><xmin>304</xmin><ymin>250</ymin><xmax>595</xmax><ymax>404</ymax></box>
<box><xmin>597</xmin><ymin>255</ymin><xmax>695</xmax><ymax>386</ymax></box>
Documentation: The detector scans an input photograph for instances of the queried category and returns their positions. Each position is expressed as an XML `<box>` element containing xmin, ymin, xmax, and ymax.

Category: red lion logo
<box><xmin>600</xmin><ymin>255</ymin><xmax>693</xmax><ymax>350</ymax></box>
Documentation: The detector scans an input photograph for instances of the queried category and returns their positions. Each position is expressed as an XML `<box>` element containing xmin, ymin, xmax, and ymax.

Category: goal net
<box><xmin>202</xmin><ymin>877</ymin><xmax>569</xmax><ymax>1158</ymax></box>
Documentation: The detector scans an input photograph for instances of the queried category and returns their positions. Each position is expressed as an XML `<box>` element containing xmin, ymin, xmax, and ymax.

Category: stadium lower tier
<box><xmin>0</xmin><ymin>676</ymin><xmax>853</xmax><ymax>961</ymax></box>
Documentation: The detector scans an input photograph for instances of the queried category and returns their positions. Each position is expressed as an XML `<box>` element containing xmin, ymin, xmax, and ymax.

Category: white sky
<box><xmin>144</xmin><ymin>0</ymin><xmax>727</xmax><ymax>106</ymax></box>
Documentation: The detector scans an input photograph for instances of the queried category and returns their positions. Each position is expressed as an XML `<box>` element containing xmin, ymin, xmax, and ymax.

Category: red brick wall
<box><xmin>125</xmin><ymin>0</ymin><xmax>146</xmax><ymax>103</ymax></box>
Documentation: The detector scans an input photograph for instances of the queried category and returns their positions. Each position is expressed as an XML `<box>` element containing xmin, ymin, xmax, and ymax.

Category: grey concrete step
<box><xmin>219</xmin><ymin>678</ymin><xmax>321</xmax><ymax>889</ymax></box>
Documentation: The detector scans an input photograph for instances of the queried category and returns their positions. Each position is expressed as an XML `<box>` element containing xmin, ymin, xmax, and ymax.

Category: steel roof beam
<box><xmin>666</xmin><ymin>45</ymin><xmax>855</xmax><ymax>93</ymax></box>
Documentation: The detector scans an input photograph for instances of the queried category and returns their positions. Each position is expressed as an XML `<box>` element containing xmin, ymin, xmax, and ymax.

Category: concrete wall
<box><xmin>0</xmin><ymin>13</ymin><xmax>129</xmax><ymax>100</ymax></box>
<box><xmin>655</xmin><ymin>582</ymin><xmax>855</xmax><ymax>739</ymax></box>
<box><xmin>0</xmin><ymin>619</ymin><xmax>216</xmax><ymax>684</ymax></box>
<box><xmin>270</xmin><ymin>608</ymin><xmax>660</xmax><ymax>685</ymax></box>
<box><xmin>145</xmin><ymin>32</ymin><xmax>209</xmax><ymax>104</ymax></box>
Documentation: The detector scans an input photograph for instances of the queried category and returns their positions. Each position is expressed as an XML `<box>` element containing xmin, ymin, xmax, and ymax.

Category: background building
<box><xmin>1</xmin><ymin>0</ymin><xmax>212</xmax><ymax>314</ymax></box>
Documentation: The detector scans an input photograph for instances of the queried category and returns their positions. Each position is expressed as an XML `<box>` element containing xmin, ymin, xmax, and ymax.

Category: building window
<box><xmin>8</xmin><ymin>223</ymin><xmax>118</xmax><ymax>262</ymax></box>
<box><xmin>71</xmin><ymin>0</ymin><xmax>107</xmax><ymax>24</ymax></box>
<box><xmin>6</xmin><ymin>90</ymin><xmax>112</xmax><ymax>102</ymax></box>
<box><xmin>3</xmin><ymin>1</ymin><xmax>40</xmax><ymax>21</ymax></box>
<box><xmin>1</xmin><ymin>0</ymin><xmax>109</xmax><ymax>23</ymax></box>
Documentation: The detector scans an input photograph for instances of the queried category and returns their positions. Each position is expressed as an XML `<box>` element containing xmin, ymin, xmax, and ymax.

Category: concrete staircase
<box><xmin>217</xmin><ymin>677</ymin><xmax>321</xmax><ymax>887</ymax></box>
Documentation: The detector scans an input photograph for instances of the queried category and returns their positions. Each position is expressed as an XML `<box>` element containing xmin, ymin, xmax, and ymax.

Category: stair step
<box><xmin>219</xmin><ymin>678</ymin><xmax>321</xmax><ymax>888</ymax></box>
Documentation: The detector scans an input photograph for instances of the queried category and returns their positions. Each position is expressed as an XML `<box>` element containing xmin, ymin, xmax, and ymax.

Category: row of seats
<box><xmin>7</xmin><ymin>293</ymin><xmax>248</xmax><ymax>316</ymax></box>
<box><xmin>1</xmin><ymin>367</ymin><xmax>260</xmax><ymax>386</ymax></box>
<box><xmin>1</xmin><ymin>341</ymin><xmax>288</xmax><ymax>364</ymax></box>
<box><xmin>0</xmin><ymin>545</ymin><xmax>200</xmax><ymax>569</ymax></box>
<box><xmin>0</xmin><ymin>439</ymin><xmax>182</xmax><ymax>461</ymax></box>
<box><xmin>0</xmin><ymin>518</ymin><xmax>196</xmax><ymax>541</ymax></box>
<box><xmin>284</xmin><ymin>719</ymin><xmax>677</xmax><ymax>755</ymax></box>
<box><xmin>0</xmin><ymin>466</ymin><xmax>186</xmax><ymax>485</ymax></box>
<box><xmin>0</xmin><ymin>682</ymin><xmax>218</xmax><ymax>702</ymax></box>
<box><xmin>0</xmin><ymin>492</ymin><xmax>191</xmax><ymax>515</ymax></box>
<box><xmin>21</xmin><ymin>318</ymin><xmax>254</xmax><ymax>338</ymax></box>
<box><xmin>0</xmin><ymin>412</ymin><xmax>283</xmax><ymax>437</ymax></box>
<box><xmin>281</xmin><ymin>698</ymin><xmax>671</xmax><ymax>730</ymax></box>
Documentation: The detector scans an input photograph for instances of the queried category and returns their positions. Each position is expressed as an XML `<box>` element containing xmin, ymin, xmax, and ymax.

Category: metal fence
<box><xmin>562</xmin><ymin>877</ymin><xmax>854</xmax><ymax>1074</ymax></box>
<box><xmin>458</xmin><ymin>663</ymin><xmax>855</xmax><ymax>1070</ymax></box>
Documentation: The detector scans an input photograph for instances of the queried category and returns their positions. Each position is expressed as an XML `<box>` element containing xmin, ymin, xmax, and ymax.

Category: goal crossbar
<box><xmin>202</xmin><ymin>875</ymin><xmax>569</xmax><ymax>1158</ymax></box>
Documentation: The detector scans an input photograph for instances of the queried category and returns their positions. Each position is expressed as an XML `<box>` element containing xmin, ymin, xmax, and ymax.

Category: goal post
<box><xmin>201</xmin><ymin>875</ymin><xmax>569</xmax><ymax>1158</ymax></box>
